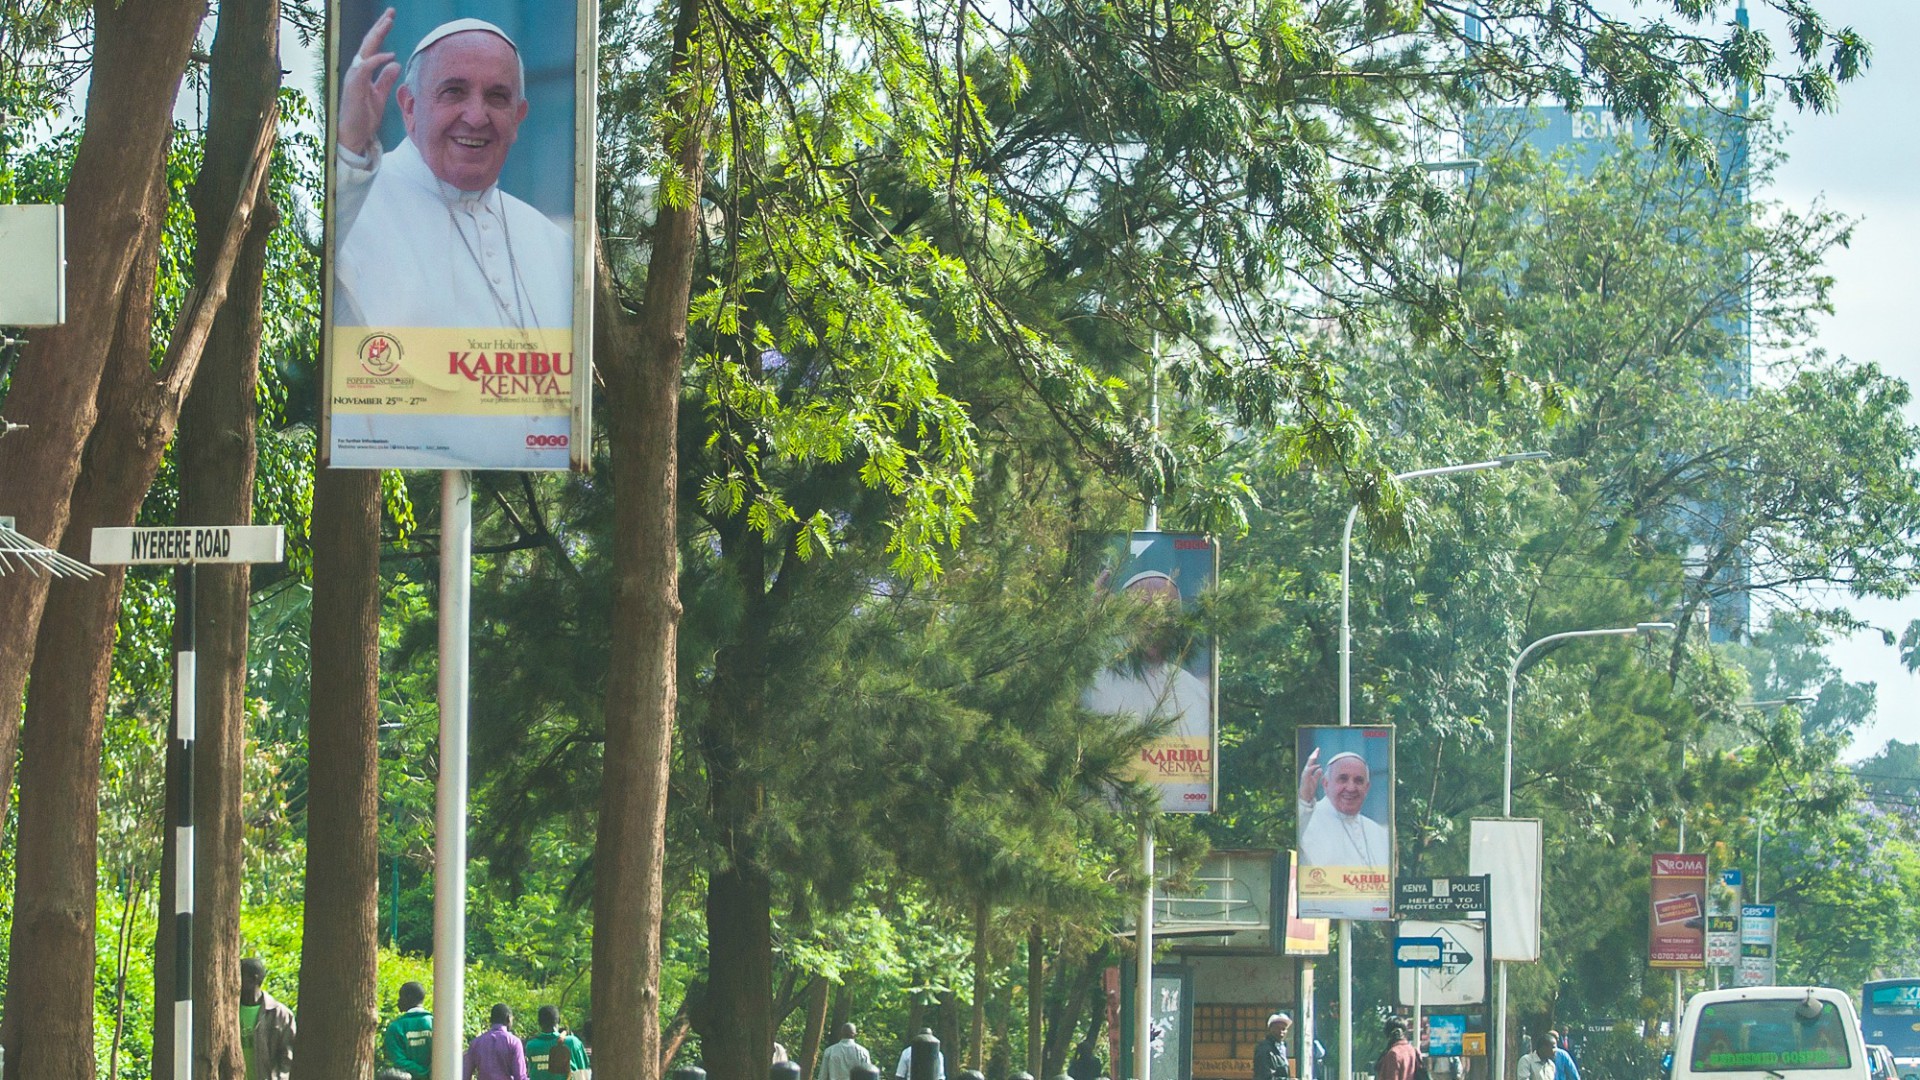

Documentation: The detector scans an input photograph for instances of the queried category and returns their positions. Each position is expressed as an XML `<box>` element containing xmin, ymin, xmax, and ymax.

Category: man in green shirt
<box><xmin>524</xmin><ymin>1005</ymin><xmax>588</xmax><ymax>1079</ymax></box>
<box><xmin>383</xmin><ymin>981</ymin><xmax>435</xmax><ymax>1080</ymax></box>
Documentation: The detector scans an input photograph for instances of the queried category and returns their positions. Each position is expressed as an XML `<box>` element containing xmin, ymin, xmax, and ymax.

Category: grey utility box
<box><xmin>0</xmin><ymin>204</ymin><xmax>66</xmax><ymax>326</ymax></box>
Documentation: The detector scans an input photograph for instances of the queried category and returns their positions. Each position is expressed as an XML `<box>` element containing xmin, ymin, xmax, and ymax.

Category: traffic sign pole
<box><xmin>170</xmin><ymin>564</ymin><xmax>196</xmax><ymax>1080</ymax></box>
<box><xmin>91</xmin><ymin>525</ymin><xmax>284</xmax><ymax>1080</ymax></box>
<box><xmin>434</xmin><ymin>471</ymin><xmax>472</xmax><ymax>1080</ymax></box>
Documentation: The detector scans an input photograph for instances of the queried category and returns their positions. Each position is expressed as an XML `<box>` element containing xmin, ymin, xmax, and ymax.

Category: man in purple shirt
<box><xmin>465</xmin><ymin>1003</ymin><xmax>530</xmax><ymax>1080</ymax></box>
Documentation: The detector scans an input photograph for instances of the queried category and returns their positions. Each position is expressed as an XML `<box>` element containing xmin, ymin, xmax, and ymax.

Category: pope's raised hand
<box><xmin>1297</xmin><ymin>747</ymin><xmax>1322</xmax><ymax>804</ymax></box>
<box><xmin>338</xmin><ymin>7</ymin><xmax>400</xmax><ymax>158</ymax></box>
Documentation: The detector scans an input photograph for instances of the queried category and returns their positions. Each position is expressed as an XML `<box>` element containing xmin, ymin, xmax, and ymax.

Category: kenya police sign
<box><xmin>91</xmin><ymin>526</ymin><xmax>285</xmax><ymax>566</ymax></box>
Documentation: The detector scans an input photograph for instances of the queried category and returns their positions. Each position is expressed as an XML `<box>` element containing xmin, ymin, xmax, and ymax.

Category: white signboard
<box><xmin>320</xmin><ymin>2</ymin><xmax>597</xmax><ymax>471</ymax></box>
<box><xmin>1396</xmin><ymin>920</ymin><xmax>1488</xmax><ymax>1006</ymax></box>
<box><xmin>1470</xmin><ymin>818</ymin><xmax>1543</xmax><ymax>962</ymax></box>
<box><xmin>0</xmin><ymin>204</ymin><xmax>66</xmax><ymax>326</ymax></box>
<box><xmin>1735</xmin><ymin>904</ymin><xmax>1777</xmax><ymax>987</ymax></box>
<box><xmin>91</xmin><ymin>526</ymin><xmax>285</xmax><ymax>565</ymax></box>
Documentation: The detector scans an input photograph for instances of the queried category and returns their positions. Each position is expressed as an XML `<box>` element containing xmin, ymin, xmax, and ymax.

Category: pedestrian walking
<box><xmin>525</xmin><ymin>1005</ymin><xmax>589</xmax><ymax>1079</ymax></box>
<box><xmin>1255</xmin><ymin>1014</ymin><xmax>1294</xmax><ymax>1080</ymax></box>
<box><xmin>1517</xmin><ymin>1035</ymin><xmax>1557</xmax><ymax>1080</ymax></box>
<box><xmin>383</xmin><ymin>981</ymin><xmax>434</xmax><ymax>1080</ymax></box>
<box><xmin>466</xmin><ymin>1003</ymin><xmax>531</xmax><ymax>1080</ymax></box>
<box><xmin>822</xmin><ymin>1023</ymin><xmax>876</xmax><ymax>1080</ymax></box>
<box><xmin>1545</xmin><ymin>1031</ymin><xmax>1580</xmax><ymax>1080</ymax></box>
<box><xmin>1375</xmin><ymin>1019</ymin><xmax>1419</xmax><ymax>1080</ymax></box>
<box><xmin>240</xmin><ymin>957</ymin><xmax>297</xmax><ymax>1080</ymax></box>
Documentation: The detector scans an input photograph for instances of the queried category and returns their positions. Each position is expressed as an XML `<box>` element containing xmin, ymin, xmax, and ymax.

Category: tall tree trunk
<box><xmin>1042</xmin><ymin>948</ymin><xmax>1099</xmax><ymax>1077</ymax></box>
<box><xmin>7</xmin><ymin>557</ymin><xmax>125</xmax><ymax>1080</ymax></box>
<box><xmin>695</xmin><ymin>509</ymin><xmax>783</xmax><ymax>1080</ymax></box>
<box><xmin>5</xmin><ymin>48</ymin><xmax>274</xmax><ymax>1080</ymax></box>
<box><xmin>1028</xmin><ymin>926</ymin><xmax>1045</xmax><ymax>1078</ymax></box>
<box><xmin>589</xmin><ymin>0</ymin><xmax>709</xmax><ymax>1065</ymax></box>
<box><xmin>971</xmin><ymin>900</ymin><xmax>990</xmax><ymax>1070</ymax></box>
<box><xmin>0</xmin><ymin>0</ymin><xmax>208</xmax><ymax>857</ymax></box>
<box><xmin>799</xmin><ymin>977</ymin><xmax>831</xmax><ymax>1080</ymax></box>
<box><xmin>702</xmin><ymin>859</ymin><xmax>776</xmax><ymax>1080</ymax></box>
<box><xmin>172</xmin><ymin>2</ymin><xmax>281</xmax><ymax>1077</ymax></box>
<box><xmin>289</xmin><ymin>468</ymin><xmax>383</xmax><ymax>1080</ymax></box>
<box><xmin>5</xmin><ymin>126</ymin><xmax>172</xmax><ymax>1077</ymax></box>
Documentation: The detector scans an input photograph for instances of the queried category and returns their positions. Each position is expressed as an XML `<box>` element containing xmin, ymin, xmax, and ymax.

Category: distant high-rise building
<box><xmin>1464</xmin><ymin>6</ymin><xmax>1754</xmax><ymax>641</ymax></box>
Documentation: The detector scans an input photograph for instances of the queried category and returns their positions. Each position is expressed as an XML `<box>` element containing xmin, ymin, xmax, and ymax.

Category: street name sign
<box><xmin>92</xmin><ymin>526</ymin><xmax>284</xmax><ymax>565</ymax></box>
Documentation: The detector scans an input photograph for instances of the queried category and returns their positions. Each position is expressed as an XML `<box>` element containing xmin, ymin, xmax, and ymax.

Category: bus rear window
<box><xmin>1690</xmin><ymin>1000</ymin><xmax>1853</xmax><ymax>1072</ymax></box>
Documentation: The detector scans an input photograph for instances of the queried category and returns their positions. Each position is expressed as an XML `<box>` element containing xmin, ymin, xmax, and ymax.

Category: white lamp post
<box><xmin>1736</xmin><ymin>696</ymin><xmax>1812</xmax><ymax>906</ymax></box>
<box><xmin>1494</xmin><ymin>622</ymin><xmax>1675</xmax><ymax>1080</ymax></box>
<box><xmin>1334</xmin><ymin>450</ymin><xmax>1547</xmax><ymax>1080</ymax></box>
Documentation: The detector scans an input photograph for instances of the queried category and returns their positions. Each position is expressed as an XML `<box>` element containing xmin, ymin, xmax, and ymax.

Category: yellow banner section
<box><xmin>331</xmin><ymin>326</ymin><xmax>573</xmax><ymax>417</ymax></box>
<box><xmin>1298</xmin><ymin>862</ymin><xmax>1392</xmax><ymax>900</ymax></box>
<box><xmin>1132</xmin><ymin>736</ymin><xmax>1213</xmax><ymax>784</ymax></box>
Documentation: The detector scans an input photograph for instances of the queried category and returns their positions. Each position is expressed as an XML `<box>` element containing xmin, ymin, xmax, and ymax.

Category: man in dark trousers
<box><xmin>1255</xmin><ymin>1013</ymin><xmax>1294</xmax><ymax>1080</ymax></box>
<box><xmin>1375</xmin><ymin>1019</ymin><xmax>1419</xmax><ymax>1080</ymax></box>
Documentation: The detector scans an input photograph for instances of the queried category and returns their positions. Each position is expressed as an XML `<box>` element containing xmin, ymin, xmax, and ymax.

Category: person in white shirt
<box><xmin>1518</xmin><ymin>1034</ymin><xmax>1558</xmax><ymax>1080</ymax></box>
<box><xmin>333</xmin><ymin>8</ymin><xmax>572</xmax><ymax>329</ymax></box>
<box><xmin>821</xmin><ymin>1024</ymin><xmax>874</xmax><ymax>1080</ymax></box>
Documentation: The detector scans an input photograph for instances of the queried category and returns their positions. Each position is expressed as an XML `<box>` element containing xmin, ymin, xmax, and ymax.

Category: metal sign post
<box><xmin>1394</xmin><ymin>938</ymin><xmax>1443</xmax><ymax>1066</ymax></box>
<box><xmin>92</xmin><ymin>524</ymin><xmax>285</xmax><ymax>1080</ymax></box>
<box><xmin>436</xmin><ymin>472</ymin><xmax>473</xmax><ymax>1080</ymax></box>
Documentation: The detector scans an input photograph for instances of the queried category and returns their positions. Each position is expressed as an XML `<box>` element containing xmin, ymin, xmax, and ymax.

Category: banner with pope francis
<box><xmin>1294</xmin><ymin>724</ymin><xmax>1395</xmax><ymax>920</ymax></box>
<box><xmin>322</xmin><ymin>0</ymin><xmax>594</xmax><ymax>470</ymax></box>
<box><xmin>1081</xmin><ymin>531</ymin><xmax>1219</xmax><ymax>814</ymax></box>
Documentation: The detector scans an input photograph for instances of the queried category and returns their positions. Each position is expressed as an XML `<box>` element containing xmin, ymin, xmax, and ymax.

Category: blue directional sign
<box><xmin>1395</xmin><ymin>936</ymin><xmax>1446</xmax><ymax>968</ymax></box>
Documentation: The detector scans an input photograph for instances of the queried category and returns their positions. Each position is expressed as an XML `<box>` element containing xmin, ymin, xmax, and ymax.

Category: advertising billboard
<box><xmin>1295</xmin><ymin>725</ymin><xmax>1394</xmax><ymax>919</ymax></box>
<box><xmin>323</xmin><ymin>0</ymin><xmax>594</xmax><ymax>470</ymax></box>
<box><xmin>1649</xmin><ymin>853</ymin><xmax>1708</xmax><ymax>969</ymax></box>
<box><xmin>1735</xmin><ymin>904</ymin><xmax>1777</xmax><ymax>986</ymax></box>
<box><xmin>1469</xmin><ymin>819</ymin><xmax>1543</xmax><ymax>962</ymax></box>
<box><xmin>1083</xmin><ymin>532</ymin><xmax>1219</xmax><ymax>813</ymax></box>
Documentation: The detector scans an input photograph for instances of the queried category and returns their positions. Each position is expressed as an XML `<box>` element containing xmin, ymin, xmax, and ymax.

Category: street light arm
<box><xmin>1393</xmin><ymin>452</ymin><xmax>1551</xmax><ymax>484</ymax></box>
<box><xmin>1504</xmin><ymin>623</ymin><xmax>1675</xmax><ymax>816</ymax></box>
<box><xmin>1342</xmin><ymin>451</ymin><xmax>1548</xmax><ymax>729</ymax></box>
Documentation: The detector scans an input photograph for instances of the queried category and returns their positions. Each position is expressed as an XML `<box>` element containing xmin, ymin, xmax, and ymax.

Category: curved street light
<box><xmin>1737</xmin><ymin>696</ymin><xmax>1814</xmax><ymax>905</ymax></box>
<box><xmin>1332</xmin><ymin>450</ymin><xmax>1548</xmax><ymax>1080</ymax></box>
<box><xmin>1493</xmin><ymin>621</ymin><xmax>1676</xmax><ymax>1080</ymax></box>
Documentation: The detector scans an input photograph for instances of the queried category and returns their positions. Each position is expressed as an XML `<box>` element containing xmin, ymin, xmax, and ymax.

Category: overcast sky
<box><xmin>1746</xmin><ymin>0</ymin><xmax>1920</xmax><ymax>761</ymax></box>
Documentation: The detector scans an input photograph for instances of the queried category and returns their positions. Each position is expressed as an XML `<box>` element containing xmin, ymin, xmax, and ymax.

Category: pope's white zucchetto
<box><xmin>410</xmin><ymin>17</ymin><xmax>519</xmax><ymax>62</ymax></box>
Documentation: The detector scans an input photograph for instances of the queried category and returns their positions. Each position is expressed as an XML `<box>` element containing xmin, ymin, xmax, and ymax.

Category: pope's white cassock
<box><xmin>1083</xmin><ymin>661</ymin><xmax>1210</xmax><ymax>733</ymax></box>
<box><xmin>1297</xmin><ymin>793</ymin><xmax>1390</xmax><ymax>869</ymax></box>
<box><xmin>334</xmin><ymin>139</ymin><xmax>572</xmax><ymax>329</ymax></box>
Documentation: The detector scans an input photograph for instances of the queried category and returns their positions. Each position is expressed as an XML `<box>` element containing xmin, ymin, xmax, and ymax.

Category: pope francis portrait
<box><xmin>333</xmin><ymin>7</ymin><xmax>573</xmax><ymax>330</ymax></box>
<box><xmin>1296</xmin><ymin>746</ymin><xmax>1390</xmax><ymax>870</ymax></box>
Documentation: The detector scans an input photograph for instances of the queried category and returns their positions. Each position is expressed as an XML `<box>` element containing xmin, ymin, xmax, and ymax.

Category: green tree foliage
<box><xmin>1213</xmin><ymin>107</ymin><xmax>1920</xmax><ymax>1037</ymax></box>
<box><xmin>5</xmin><ymin>0</ymin><xmax>1912</xmax><ymax>1073</ymax></box>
